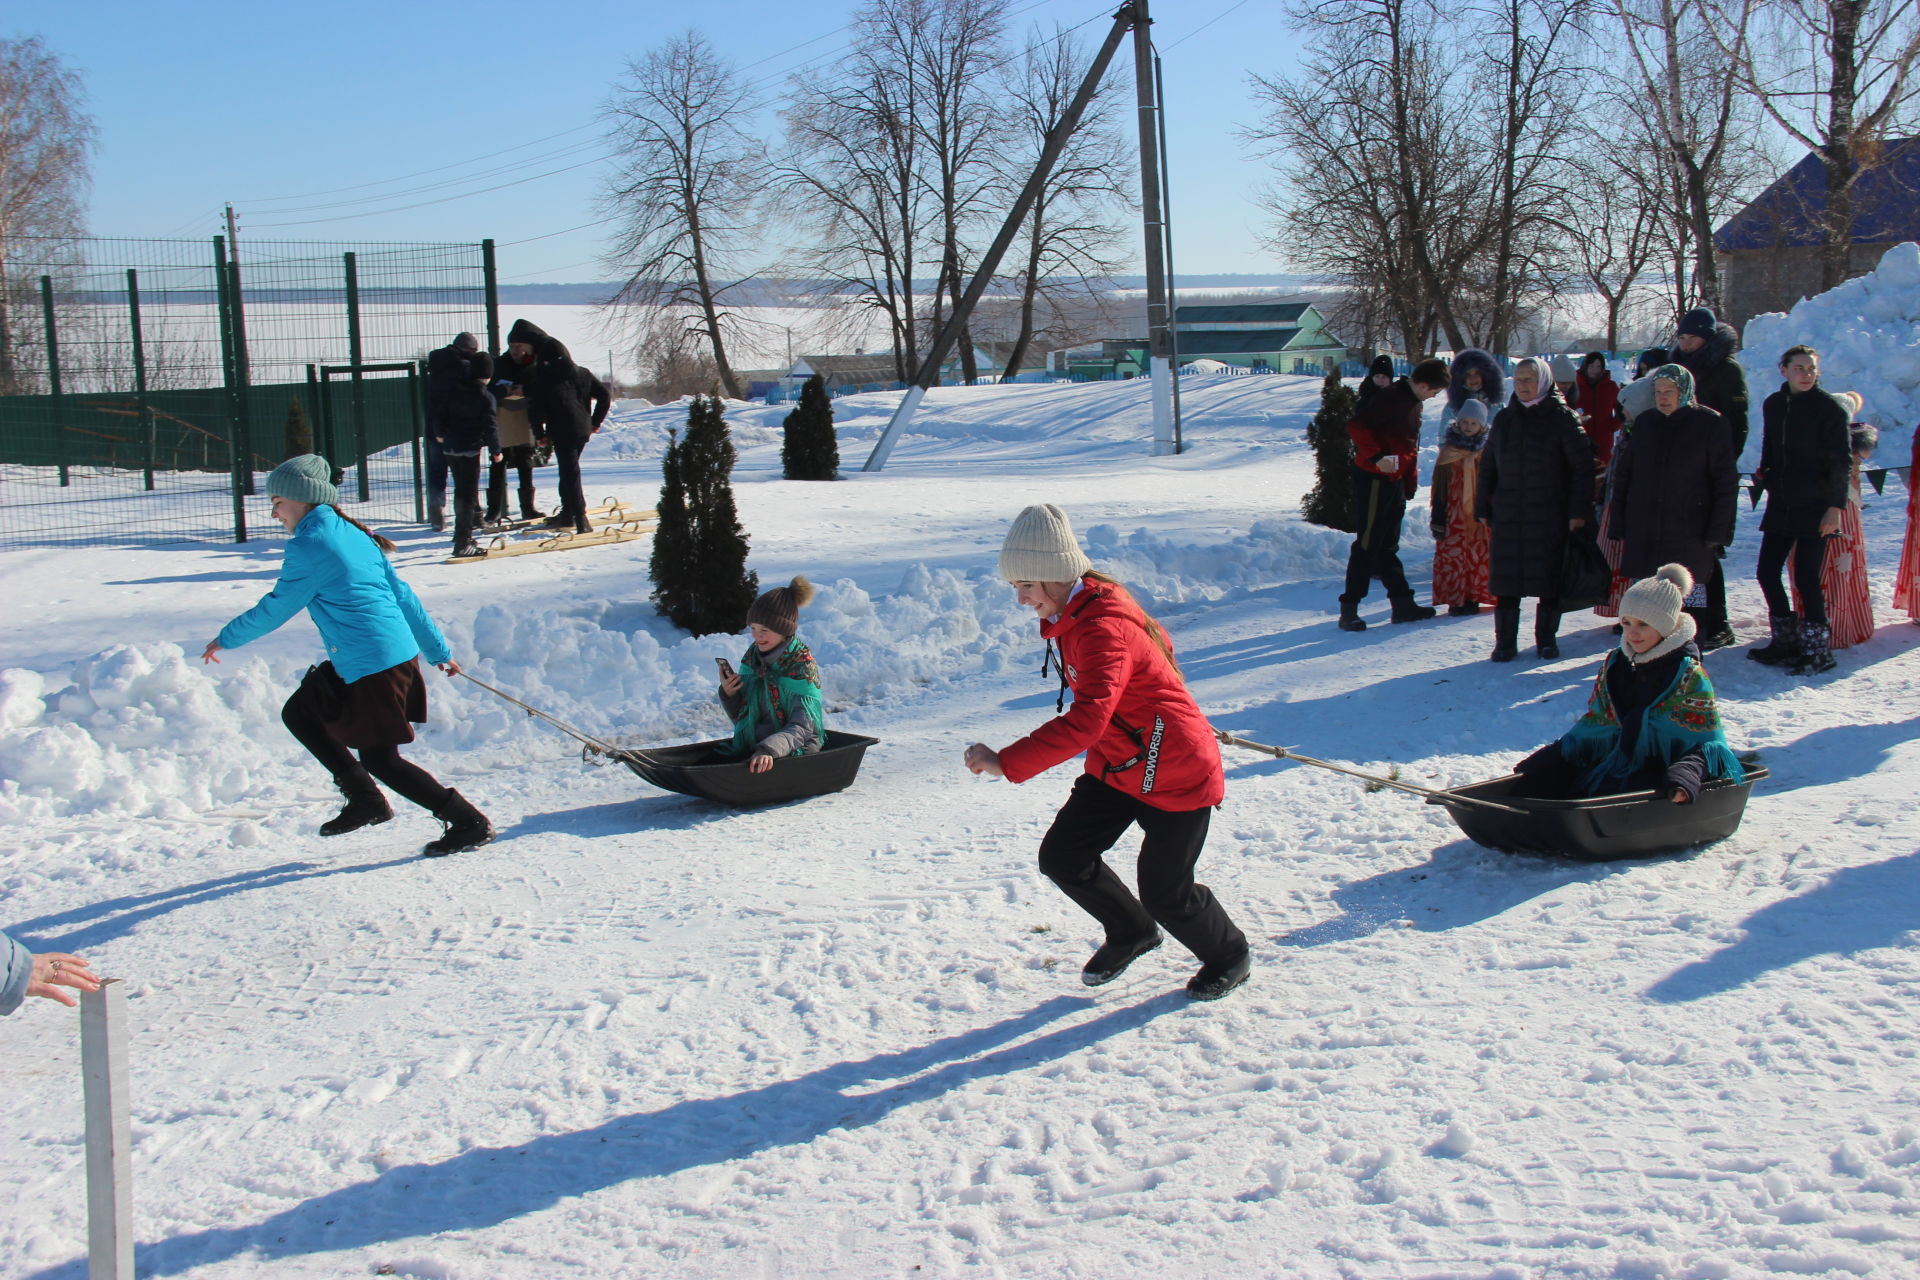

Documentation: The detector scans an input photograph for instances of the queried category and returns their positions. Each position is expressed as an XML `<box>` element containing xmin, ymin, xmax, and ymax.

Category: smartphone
<box><xmin>716</xmin><ymin>657</ymin><xmax>735</xmax><ymax>679</ymax></box>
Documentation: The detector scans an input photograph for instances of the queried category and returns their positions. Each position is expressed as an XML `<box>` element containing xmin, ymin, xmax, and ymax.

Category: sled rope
<box><xmin>1212</xmin><ymin>729</ymin><xmax>1527</xmax><ymax>816</ymax></box>
<box><xmin>455</xmin><ymin>671</ymin><xmax>671</xmax><ymax>768</ymax></box>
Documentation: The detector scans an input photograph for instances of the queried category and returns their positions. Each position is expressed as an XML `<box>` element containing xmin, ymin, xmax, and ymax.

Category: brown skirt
<box><xmin>322</xmin><ymin>658</ymin><xmax>428</xmax><ymax>749</ymax></box>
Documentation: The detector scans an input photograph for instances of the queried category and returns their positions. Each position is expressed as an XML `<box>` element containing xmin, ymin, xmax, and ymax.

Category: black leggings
<box><xmin>281</xmin><ymin>681</ymin><xmax>448</xmax><ymax>811</ymax></box>
<box><xmin>1757</xmin><ymin>531</ymin><xmax>1828</xmax><ymax>625</ymax></box>
<box><xmin>1037</xmin><ymin>774</ymin><xmax>1247</xmax><ymax>967</ymax></box>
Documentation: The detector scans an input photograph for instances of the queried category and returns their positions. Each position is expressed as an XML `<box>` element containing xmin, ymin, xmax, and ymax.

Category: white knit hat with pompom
<box><xmin>1619</xmin><ymin>563</ymin><xmax>1694</xmax><ymax>638</ymax></box>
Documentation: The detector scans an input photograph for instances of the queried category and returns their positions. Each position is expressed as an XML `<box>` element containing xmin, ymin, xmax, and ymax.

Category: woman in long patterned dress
<box><xmin>1430</xmin><ymin>398</ymin><xmax>1493</xmax><ymax>614</ymax></box>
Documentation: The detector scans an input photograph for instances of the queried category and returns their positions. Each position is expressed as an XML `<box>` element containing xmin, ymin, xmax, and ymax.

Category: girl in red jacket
<box><xmin>963</xmin><ymin>505</ymin><xmax>1251</xmax><ymax>1002</ymax></box>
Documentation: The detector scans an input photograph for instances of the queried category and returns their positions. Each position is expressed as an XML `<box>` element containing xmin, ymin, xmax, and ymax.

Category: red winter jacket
<box><xmin>1347</xmin><ymin>378</ymin><xmax>1422</xmax><ymax>497</ymax></box>
<box><xmin>1575</xmin><ymin>370</ymin><xmax>1623</xmax><ymax>466</ymax></box>
<box><xmin>998</xmin><ymin>577</ymin><xmax>1224</xmax><ymax>812</ymax></box>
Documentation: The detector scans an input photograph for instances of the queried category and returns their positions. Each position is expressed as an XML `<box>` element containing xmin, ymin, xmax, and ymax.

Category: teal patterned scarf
<box><xmin>724</xmin><ymin>636</ymin><xmax>825</xmax><ymax>759</ymax></box>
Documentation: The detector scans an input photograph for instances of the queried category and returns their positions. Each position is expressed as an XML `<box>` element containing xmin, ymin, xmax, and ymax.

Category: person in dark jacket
<box><xmin>1607</xmin><ymin>364</ymin><xmax>1738</xmax><ymax>637</ymax></box>
<box><xmin>1338</xmin><ymin>357</ymin><xmax>1449</xmax><ymax>631</ymax></box>
<box><xmin>1672</xmin><ymin>308</ymin><xmax>1750</xmax><ymax>649</ymax></box>
<box><xmin>1513</xmin><ymin>564</ymin><xmax>1739</xmax><ymax>803</ymax></box>
<box><xmin>1476</xmin><ymin>356</ymin><xmax>1594</xmax><ymax>661</ymax></box>
<box><xmin>1749</xmin><ymin>345</ymin><xmax>1853</xmax><ymax>675</ymax></box>
<box><xmin>963</xmin><ymin>505</ymin><xmax>1251</xmax><ymax>1002</ymax></box>
<box><xmin>423</xmin><ymin>332</ymin><xmax>481</xmax><ymax>531</ymax></box>
<box><xmin>486</xmin><ymin>346</ymin><xmax>545</xmax><ymax>524</ymax></box>
<box><xmin>1352</xmin><ymin>353</ymin><xmax>1395</xmax><ymax>416</ymax></box>
<box><xmin>435</xmin><ymin>351</ymin><xmax>502</xmax><ymax>557</ymax></box>
<box><xmin>505</xmin><ymin>318</ymin><xmax>611</xmax><ymax>534</ymax></box>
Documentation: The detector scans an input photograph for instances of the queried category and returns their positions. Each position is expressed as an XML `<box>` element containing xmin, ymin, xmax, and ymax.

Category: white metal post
<box><xmin>82</xmin><ymin>979</ymin><xmax>133</xmax><ymax>1280</ymax></box>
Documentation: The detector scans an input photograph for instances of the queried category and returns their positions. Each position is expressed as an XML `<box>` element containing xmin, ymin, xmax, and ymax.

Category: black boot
<box><xmin>1747</xmin><ymin>613</ymin><xmax>1801</xmax><ymax>666</ymax></box>
<box><xmin>1389</xmin><ymin>594</ymin><xmax>1438</xmax><ymax>623</ymax></box>
<box><xmin>423</xmin><ymin>789</ymin><xmax>493</xmax><ymax>856</ymax></box>
<box><xmin>1081</xmin><ymin>931</ymin><xmax>1163</xmax><ymax>987</ymax></box>
<box><xmin>1490</xmin><ymin>603</ymin><xmax>1520</xmax><ymax>662</ymax></box>
<box><xmin>574</xmin><ymin>514</ymin><xmax>594</xmax><ymax>535</ymax></box>
<box><xmin>428</xmin><ymin>505</ymin><xmax>446</xmax><ymax>533</ymax></box>
<box><xmin>320</xmin><ymin>773</ymin><xmax>392</xmax><ymax>837</ymax></box>
<box><xmin>519</xmin><ymin>485</ymin><xmax>543</xmax><ymax>521</ymax></box>
<box><xmin>1791</xmin><ymin>621</ymin><xmax>1836</xmax><ymax>675</ymax></box>
<box><xmin>1186</xmin><ymin>947</ymin><xmax>1252</xmax><ymax>1002</ymax></box>
<box><xmin>1534</xmin><ymin>607</ymin><xmax>1562</xmax><ymax>660</ymax></box>
<box><xmin>1447</xmin><ymin>602</ymin><xmax>1481</xmax><ymax>617</ymax></box>
<box><xmin>1338</xmin><ymin>597</ymin><xmax>1367</xmax><ymax>632</ymax></box>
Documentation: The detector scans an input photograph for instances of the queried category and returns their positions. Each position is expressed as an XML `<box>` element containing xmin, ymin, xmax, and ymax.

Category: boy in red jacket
<box><xmin>964</xmin><ymin>505</ymin><xmax>1251</xmax><ymax>1002</ymax></box>
<box><xmin>1340</xmin><ymin>357</ymin><xmax>1450</xmax><ymax>631</ymax></box>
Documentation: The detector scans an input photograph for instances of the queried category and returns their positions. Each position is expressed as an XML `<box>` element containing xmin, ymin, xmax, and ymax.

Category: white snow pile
<box><xmin>1742</xmin><ymin>240</ymin><xmax>1920</xmax><ymax>456</ymax></box>
<box><xmin>0</xmin><ymin>518</ymin><xmax>1347</xmax><ymax>825</ymax></box>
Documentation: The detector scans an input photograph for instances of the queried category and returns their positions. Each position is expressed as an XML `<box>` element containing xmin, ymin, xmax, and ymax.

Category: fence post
<box><xmin>127</xmin><ymin>269</ymin><xmax>155</xmax><ymax>492</ymax></box>
<box><xmin>306</xmin><ymin>364</ymin><xmax>329</xmax><ymax>462</ymax></box>
<box><xmin>82</xmin><ymin>980</ymin><xmax>133</xmax><ymax>1280</ymax></box>
<box><xmin>482</xmin><ymin>238</ymin><xmax>500</xmax><ymax>358</ymax></box>
<box><xmin>40</xmin><ymin>275</ymin><xmax>68</xmax><ymax>487</ymax></box>
<box><xmin>408</xmin><ymin>362</ymin><xmax>426</xmax><ymax>523</ymax></box>
<box><xmin>214</xmin><ymin>238</ymin><xmax>247</xmax><ymax>542</ymax></box>
<box><xmin>227</xmin><ymin>241</ymin><xmax>254</xmax><ymax>496</ymax></box>
<box><xmin>344</xmin><ymin>253</ymin><xmax>369</xmax><ymax>502</ymax></box>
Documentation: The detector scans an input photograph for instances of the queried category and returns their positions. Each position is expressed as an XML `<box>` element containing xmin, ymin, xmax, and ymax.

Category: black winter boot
<box><xmin>1534</xmin><ymin>607</ymin><xmax>1562</xmax><ymax>660</ymax></box>
<box><xmin>574</xmin><ymin>514</ymin><xmax>594</xmax><ymax>535</ymax></box>
<box><xmin>1791</xmin><ymin>622</ymin><xmax>1836</xmax><ymax>675</ymax></box>
<box><xmin>1447</xmin><ymin>602</ymin><xmax>1481</xmax><ymax>616</ymax></box>
<box><xmin>518</xmin><ymin>485</ymin><xmax>543</xmax><ymax>521</ymax></box>
<box><xmin>1338</xmin><ymin>598</ymin><xmax>1367</xmax><ymax>632</ymax></box>
<box><xmin>1186</xmin><ymin>948</ymin><xmax>1252</xmax><ymax>1002</ymax></box>
<box><xmin>423</xmin><ymin>789</ymin><xmax>493</xmax><ymax>856</ymax></box>
<box><xmin>1081</xmin><ymin>931</ymin><xmax>1163</xmax><ymax>987</ymax></box>
<box><xmin>1389</xmin><ymin>594</ymin><xmax>1438</xmax><ymax>623</ymax></box>
<box><xmin>320</xmin><ymin>773</ymin><xmax>392</xmax><ymax>837</ymax></box>
<box><xmin>1490</xmin><ymin>604</ymin><xmax>1520</xmax><ymax>662</ymax></box>
<box><xmin>1747</xmin><ymin>614</ymin><xmax>1801</xmax><ymax>666</ymax></box>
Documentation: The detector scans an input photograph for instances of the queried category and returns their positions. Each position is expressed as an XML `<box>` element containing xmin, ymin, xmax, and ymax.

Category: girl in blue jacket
<box><xmin>203</xmin><ymin>455</ymin><xmax>492</xmax><ymax>856</ymax></box>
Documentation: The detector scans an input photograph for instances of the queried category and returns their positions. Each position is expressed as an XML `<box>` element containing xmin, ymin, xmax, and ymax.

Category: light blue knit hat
<box><xmin>265</xmin><ymin>454</ymin><xmax>338</xmax><ymax>506</ymax></box>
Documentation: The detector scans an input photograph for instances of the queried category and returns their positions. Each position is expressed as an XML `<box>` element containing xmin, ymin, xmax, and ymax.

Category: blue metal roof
<box><xmin>1174</xmin><ymin>302</ymin><xmax>1313</xmax><ymax>325</ymax></box>
<box><xmin>1715</xmin><ymin>137</ymin><xmax>1920</xmax><ymax>252</ymax></box>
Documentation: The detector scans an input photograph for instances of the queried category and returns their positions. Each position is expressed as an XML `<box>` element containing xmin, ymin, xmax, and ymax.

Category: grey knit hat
<box><xmin>1455</xmin><ymin>398</ymin><xmax>1489</xmax><ymax>425</ymax></box>
<box><xmin>999</xmin><ymin>504</ymin><xmax>1093</xmax><ymax>583</ymax></box>
<box><xmin>1619</xmin><ymin>563</ymin><xmax>1693</xmax><ymax>638</ymax></box>
<box><xmin>265</xmin><ymin>454</ymin><xmax>338</xmax><ymax>507</ymax></box>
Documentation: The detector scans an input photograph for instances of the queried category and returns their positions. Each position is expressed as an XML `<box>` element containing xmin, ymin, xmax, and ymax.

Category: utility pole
<box><xmin>1131</xmin><ymin>1</ymin><xmax>1177</xmax><ymax>455</ymax></box>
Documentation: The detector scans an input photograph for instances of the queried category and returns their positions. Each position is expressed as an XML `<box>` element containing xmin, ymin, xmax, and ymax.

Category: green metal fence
<box><xmin>0</xmin><ymin>234</ymin><xmax>497</xmax><ymax>549</ymax></box>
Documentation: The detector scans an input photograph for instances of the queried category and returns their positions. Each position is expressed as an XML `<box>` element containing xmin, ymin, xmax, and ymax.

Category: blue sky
<box><xmin>10</xmin><ymin>0</ymin><xmax>1302</xmax><ymax>283</ymax></box>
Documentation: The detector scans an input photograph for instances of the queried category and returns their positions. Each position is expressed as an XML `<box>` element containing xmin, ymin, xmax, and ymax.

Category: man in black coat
<box><xmin>506</xmin><ymin>318</ymin><xmax>611</xmax><ymax>533</ymax></box>
<box><xmin>423</xmin><ymin>332</ymin><xmax>481</xmax><ymax>531</ymax></box>
<box><xmin>1750</xmin><ymin>344</ymin><xmax>1852</xmax><ymax>675</ymax></box>
<box><xmin>1606</xmin><ymin>364</ymin><xmax>1738</xmax><ymax>638</ymax></box>
<box><xmin>1671</xmin><ymin>307</ymin><xmax>1749</xmax><ymax>648</ymax></box>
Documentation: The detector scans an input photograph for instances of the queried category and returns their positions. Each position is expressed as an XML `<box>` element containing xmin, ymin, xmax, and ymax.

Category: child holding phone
<box><xmin>715</xmin><ymin>577</ymin><xmax>824</xmax><ymax>773</ymax></box>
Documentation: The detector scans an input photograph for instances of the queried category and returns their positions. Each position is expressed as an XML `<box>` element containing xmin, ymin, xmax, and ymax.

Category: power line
<box><xmin>236</xmin><ymin>122</ymin><xmax>602</xmax><ymax>205</ymax></box>
<box><xmin>1161</xmin><ymin>0</ymin><xmax>1256</xmax><ymax>51</ymax></box>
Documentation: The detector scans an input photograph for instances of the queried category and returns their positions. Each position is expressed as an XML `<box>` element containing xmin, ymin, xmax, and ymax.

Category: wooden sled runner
<box><xmin>1427</xmin><ymin>767</ymin><xmax>1768</xmax><ymax>860</ymax></box>
<box><xmin>456</xmin><ymin>672</ymin><xmax>878</xmax><ymax>807</ymax></box>
<box><xmin>613</xmin><ymin>731</ymin><xmax>881</xmax><ymax>806</ymax></box>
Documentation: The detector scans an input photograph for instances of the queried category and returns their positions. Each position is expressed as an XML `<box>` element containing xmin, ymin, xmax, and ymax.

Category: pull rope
<box><xmin>454</xmin><ymin>670</ymin><xmax>670</xmax><ymax>768</ymax></box>
<box><xmin>1212</xmin><ymin>729</ymin><xmax>1528</xmax><ymax>816</ymax></box>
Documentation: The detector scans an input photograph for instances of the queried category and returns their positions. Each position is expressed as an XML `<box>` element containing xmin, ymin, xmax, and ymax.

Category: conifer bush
<box><xmin>781</xmin><ymin>374</ymin><xmax>839</xmax><ymax>480</ymax></box>
<box><xmin>1302</xmin><ymin>366</ymin><xmax>1358</xmax><ymax>532</ymax></box>
<box><xmin>650</xmin><ymin>396</ymin><xmax>759</xmax><ymax>635</ymax></box>
<box><xmin>283</xmin><ymin>399</ymin><xmax>314</xmax><ymax>460</ymax></box>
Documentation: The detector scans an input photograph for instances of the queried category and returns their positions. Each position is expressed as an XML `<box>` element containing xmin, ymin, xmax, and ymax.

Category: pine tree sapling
<box><xmin>282</xmin><ymin>399</ymin><xmax>314</xmax><ymax>460</ymax></box>
<box><xmin>781</xmin><ymin>374</ymin><xmax>839</xmax><ymax>479</ymax></box>
<box><xmin>1303</xmin><ymin>366</ymin><xmax>1359</xmax><ymax>532</ymax></box>
<box><xmin>651</xmin><ymin>397</ymin><xmax>759</xmax><ymax>635</ymax></box>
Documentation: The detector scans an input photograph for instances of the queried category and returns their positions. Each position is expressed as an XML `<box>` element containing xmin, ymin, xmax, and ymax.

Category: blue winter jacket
<box><xmin>216</xmin><ymin>504</ymin><xmax>451</xmax><ymax>682</ymax></box>
<box><xmin>2</xmin><ymin>929</ymin><xmax>31</xmax><ymax>1016</ymax></box>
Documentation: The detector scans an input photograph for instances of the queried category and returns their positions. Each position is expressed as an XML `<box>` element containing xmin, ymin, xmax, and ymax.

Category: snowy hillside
<box><xmin>4</xmin><ymin>374</ymin><xmax>1920</xmax><ymax>1278</ymax></box>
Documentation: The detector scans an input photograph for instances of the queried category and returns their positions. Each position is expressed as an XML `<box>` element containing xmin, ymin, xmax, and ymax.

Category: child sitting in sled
<box><xmin>715</xmin><ymin>576</ymin><xmax>825</xmax><ymax>773</ymax></box>
<box><xmin>1513</xmin><ymin>564</ymin><xmax>1740</xmax><ymax>804</ymax></box>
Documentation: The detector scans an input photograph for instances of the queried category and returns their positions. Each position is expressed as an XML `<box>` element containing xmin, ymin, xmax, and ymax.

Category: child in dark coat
<box><xmin>1514</xmin><ymin>564</ymin><xmax>1740</xmax><ymax>804</ymax></box>
<box><xmin>717</xmin><ymin>577</ymin><xmax>825</xmax><ymax>772</ymax></box>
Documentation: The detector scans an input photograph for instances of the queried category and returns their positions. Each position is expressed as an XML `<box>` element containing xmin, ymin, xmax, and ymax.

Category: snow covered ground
<box><xmin>4</xmin><ymin>373</ymin><xmax>1920</xmax><ymax>1279</ymax></box>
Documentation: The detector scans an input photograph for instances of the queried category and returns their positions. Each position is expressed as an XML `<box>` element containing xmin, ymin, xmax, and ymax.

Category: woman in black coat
<box><xmin>1476</xmin><ymin>356</ymin><xmax>1594</xmax><ymax>661</ymax></box>
<box><xmin>1749</xmin><ymin>344</ymin><xmax>1852</xmax><ymax>674</ymax></box>
<box><xmin>1606</xmin><ymin>364</ymin><xmax>1739</xmax><ymax>635</ymax></box>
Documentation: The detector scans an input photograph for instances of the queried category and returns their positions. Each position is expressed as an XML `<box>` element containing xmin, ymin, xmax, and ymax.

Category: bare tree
<box><xmin>994</xmin><ymin>24</ymin><xmax>1133</xmax><ymax>381</ymax></box>
<box><xmin>0</xmin><ymin>37</ymin><xmax>94</xmax><ymax>395</ymax></box>
<box><xmin>1566</xmin><ymin>127</ymin><xmax>1667</xmax><ymax>351</ymax></box>
<box><xmin>1704</xmin><ymin>0</ymin><xmax>1920</xmax><ymax>290</ymax></box>
<box><xmin>600</xmin><ymin>31</ymin><xmax>763</xmax><ymax>400</ymax></box>
<box><xmin>1610</xmin><ymin>0</ymin><xmax>1755</xmax><ymax>311</ymax></box>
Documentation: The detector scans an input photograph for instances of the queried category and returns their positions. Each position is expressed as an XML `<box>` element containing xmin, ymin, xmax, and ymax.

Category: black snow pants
<box><xmin>1038</xmin><ymin>774</ymin><xmax>1247</xmax><ymax>967</ymax></box>
<box><xmin>1341</xmin><ymin>466</ymin><xmax>1413</xmax><ymax>604</ymax></box>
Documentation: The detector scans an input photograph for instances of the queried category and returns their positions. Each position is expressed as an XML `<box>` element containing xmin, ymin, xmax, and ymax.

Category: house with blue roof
<box><xmin>1713</xmin><ymin>137</ymin><xmax>1920</xmax><ymax>333</ymax></box>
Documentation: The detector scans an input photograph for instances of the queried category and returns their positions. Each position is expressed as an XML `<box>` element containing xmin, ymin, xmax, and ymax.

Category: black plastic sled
<box><xmin>618</xmin><ymin>730</ymin><xmax>880</xmax><ymax>807</ymax></box>
<box><xmin>1429</xmin><ymin>767</ymin><xmax>1768</xmax><ymax>861</ymax></box>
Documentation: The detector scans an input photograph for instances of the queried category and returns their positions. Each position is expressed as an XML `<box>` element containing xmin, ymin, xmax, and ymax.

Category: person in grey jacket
<box><xmin>716</xmin><ymin>577</ymin><xmax>825</xmax><ymax>771</ymax></box>
<box><xmin>2</xmin><ymin>930</ymin><xmax>100</xmax><ymax>1015</ymax></box>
